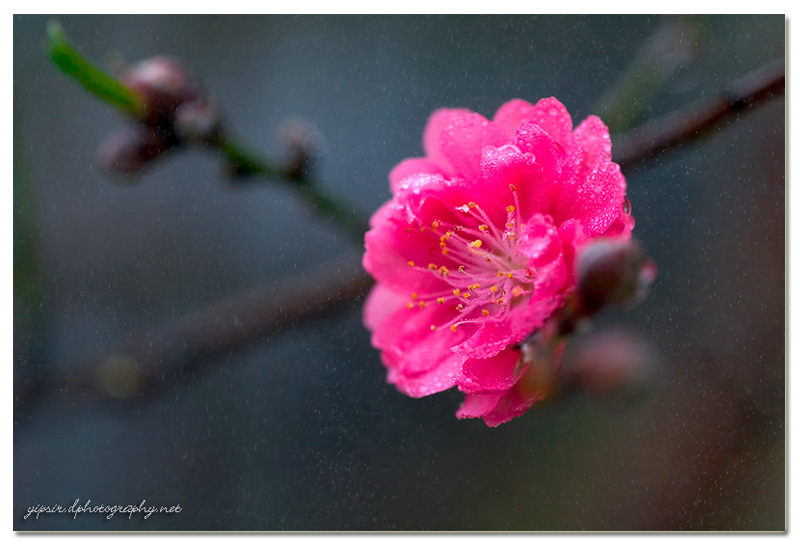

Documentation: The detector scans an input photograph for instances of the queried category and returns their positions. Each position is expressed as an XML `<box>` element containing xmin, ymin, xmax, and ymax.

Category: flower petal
<box><xmin>515</xmin><ymin>122</ymin><xmax>566</xmax><ymax>182</ymax></box>
<box><xmin>455</xmin><ymin>348</ymin><xmax>523</xmax><ymax>394</ymax></box>
<box><xmin>553</xmin><ymin>161</ymin><xmax>626</xmax><ymax>237</ymax></box>
<box><xmin>438</xmin><ymin>112</ymin><xmax>507</xmax><ymax>183</ymax></box>
<box><xmin>479</xmin><ymin>145</ymin><xmax>550</xmax><ymax>219</ymax></box>
<box><xmin>573</xmin><ymin>115</ymin><xmax>612</xmax><ymax>180</ymax></box>
<box><xmin>492</xmin><ymin>98</ymin><xmax>537</xmax><ymax>139</ymax></box>
<box><xmin>389</xmin><ymin>157</ymin><xmax>448</xmax><ymax>194</ymax></box>
<box><xmin>495</xmin><ymin>97</ymin><xmax>573</xmax><ymax>147</ymax></box>
<box><xmin>423</xmin><ymin>108</ymin><xmax>472</xmax><ymax>174</ymax></box>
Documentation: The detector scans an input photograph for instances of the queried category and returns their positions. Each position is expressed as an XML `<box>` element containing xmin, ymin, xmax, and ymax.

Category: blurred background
<box><xmin>13</xmin><ymin>15</ymin><xmax>784</xmax><ymax>530</ymax></box>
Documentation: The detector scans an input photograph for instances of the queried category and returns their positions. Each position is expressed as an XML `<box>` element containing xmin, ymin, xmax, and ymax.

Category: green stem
<box><xmin>46</xmin><ymin>20</ymin><xmax>141</xmax><ymax>115</ymax></box>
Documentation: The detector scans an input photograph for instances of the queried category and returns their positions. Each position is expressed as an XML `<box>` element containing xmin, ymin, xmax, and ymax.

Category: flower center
<box><xmin>405</xmin><ymin>184</ymin><xmax>537</xmax><ymax>332</ymax></box>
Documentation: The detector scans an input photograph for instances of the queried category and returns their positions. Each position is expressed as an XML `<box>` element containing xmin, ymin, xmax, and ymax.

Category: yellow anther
<box><xmin>509</xmin><ymin>184</ymin><xmax>517</xmax><ymax>191</ymax></box>
<box><xmin>468</xmin><ymin>202</ymin><xmax>477</xmax><ymax>208</ymax></box>
<box><xmin>463</xmin><ymin>293</ymin><xmax>471</xmax><ymax>298</ymax></box>
<box><xmin>482</xmin><ymin>309</ymin><xmax>490</xmax><ymax>316</ymax></box>
<box><xmin>506</xmin><ymin>205</ymin><xmax>516</xmax><ymax>212</ymax></box>
<box><xmin>497</xmin><ymin>271</ymin><xmax>506</xmax><ymax>278</ymax></box>
<box><xmin>458</xmin><ymin>265</ymin><xmax>465</xmax><ymax>272</ymax></box>
<box><xmin>490</xmin><ymin>286</ymin><xmax>498</xmax><ymax>292</ymax></box>
<box><xmin>479</xmin><ymin>224</ymin><xmax>489</xmax><ymax>232</ymax></box>
<box><xmin>512</xmin><ymin>287</ymin><xmax>524</xmax><ymax>297</ymax></box>
<box><xmin>411</xmin><ymin>292</ymin><xmax>418</xmax><ymax>299</ymax></box>
<box><xmin>453</xmin><ymin>289</ymin><xmax>461</xmax><ymax>296</ymax></box>
<box><xmin>419</xmin><ymin>301</ymin><xmax>426</xmax><ymax>308</ymax></box>
<box><xmin>437</xmin><ymin>297</ymin><xmax>445</xmax><ymax>304</ymax></box>
<box><xmin>407</xmin><ymin>302</ymin><xmax>414</xmax><ymax>309</ymax></box>
<box><xmin>469</xmin><ymin>240</ymin><xmax>483</xmax><ymax>248</ymax></box>
<box><xmin>507</xmin><ymin>272</ymin><xmax>513</xmax><ymax>279</ymax></box>
<box><xmin>428</xmin><ymin>263</ymin><xmax>437</xmax><ymax>270</ymax></box>
<box><xmin>456</xmin><ymin>304</ymin><xmax>464</xmax><ymax>311</ymax></box>
<box><xmin>407</xmin><ymin>260</ymin><xmax>415</xmax><ymax>267</ymax></box>
<box><xmin>439</xmin><ymin>266</ymin><xmax>450</xmax><ymax>276</ymax></box>
<box><xmin>450</xmin><ymin>325</ymin><xmax>458</xmax><ymax>332</ymax></box>
<box><xmin>442</xmin><ymin>248</ymin><xmax>450</xmax><ymax>256</ymax></box>
<box><xmin>506</xmin><ymin>221</ymin><xmax>515</xmax><ymax>229</ymax></box>
<box><xmin>432</xmin><ymin>220</ymin><xmax>441</xmax><ymax>229</ymax></box>
<box><xmin>470</xmin><ymin>283</ymin><xmax>480</xmax><ymax>291</ymax></box>
<box><xmin>420</xmin><ymin>226</ymin><xmax>426</xmax><ymax>232</ymax></box>
<box><xmin>430</xmin><ymin>325</ymin><xmax>437</xmax><ymax>331</ymax></box>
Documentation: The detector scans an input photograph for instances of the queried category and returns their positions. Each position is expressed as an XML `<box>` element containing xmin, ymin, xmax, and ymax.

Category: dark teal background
<box><xmin>14</xmin><ymin>15</ymin><xmax>785</xmax><ymax>530</ymax></box>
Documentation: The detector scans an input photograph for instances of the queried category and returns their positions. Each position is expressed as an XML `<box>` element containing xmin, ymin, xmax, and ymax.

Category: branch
<box><xmin>614</xmin><ymin>59</ymin><xmax>785</xmax><ymax>170</ymax></box>
<box><xmin>15</xmin><ymin>253</ymin><xmax>374</xmax><ymax>412</ymax></box>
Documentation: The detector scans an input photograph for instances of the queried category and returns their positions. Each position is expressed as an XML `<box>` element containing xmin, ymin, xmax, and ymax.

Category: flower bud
<box><xmin>277</xmin><ymin>120</ymin><xmax>327</xmax><ymax>182</ymax></box>
<box><xmin>562</xmin><ymin>329</ymin><xmax>658</xmax><ymax>397</ymax></box>
<box><xmin>576</xmin><ymin>238</ymin><xmax>657</xmax><ymax>315</ymax></box>
<box><xmin>97</xmin><ymin>126</ymin><xmax>176</xmax><ymax>175</ymax></box>
<box><xmin>174</xmin><ymin>98</ymin><xmax>222</xmax><ymax>143</ymax></box>
<box><xmin>122</xmin><ymin>56</ymin><xmax>201</xmax><ymax>126</ymax></box>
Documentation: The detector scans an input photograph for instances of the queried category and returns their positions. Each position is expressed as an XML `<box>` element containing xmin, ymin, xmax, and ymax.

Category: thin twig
<box><xmin>614</xmin><ymin>59</ymin><xmax>785</xmax><ymax>170</ymax></box>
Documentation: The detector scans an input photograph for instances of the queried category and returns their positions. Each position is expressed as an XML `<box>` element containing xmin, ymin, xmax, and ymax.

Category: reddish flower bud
<box><xmin>576</xmin><ymin>238</ymin><xmax>657</xmax><ymax>315</ymax></box>
<box><xmin>277</xmin><ymin>120</ymin><xmax>326</xmax><ymax>181</ymax></box>
<box><xmin>563</xmin><ymin>329</ymin><xmax>658</xmax><ymax>397</ymax></box>
<box><xmin>174</xmin><ymin>98</ymin><xmax>222</xmax><ymax>143</ymax></box>
<box><xmin>122</xmin><ymin>56</ymin><xmax>201</xmax><ymax>126</ymax></box>
<box><xmin>97</xmin><ymin>126</ymin><xmax>176</xmax><ymax>175</ymax></box>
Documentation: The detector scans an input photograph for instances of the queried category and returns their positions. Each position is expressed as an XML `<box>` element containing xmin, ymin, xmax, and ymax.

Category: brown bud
<box><xmin>563</xmin><ymin>329</ymin><xmax>658</xmax><ymax>397</ymax></box>
<box><xmin>277</xmin><ymin>120</ymin><xmax>327</xmax><ymax>181</ymax></box>
<box><xmin>174</xmin><ymin>98</ymin><xmax>222</xmax><ymax>143</ymax></box>
<box><xmin>123</xmin><ymin>56</ymin><xmax>201</xmax><ymax>126</ymax></box>
<box><xmin>577</xmin><ymin>238</ymin><xmax>657</xmax><ymax>315</ymax></box>
<box><xmin>97</xmin><ymin>126</ymin><xmax>176</xmax><ymax>175</ymax></box>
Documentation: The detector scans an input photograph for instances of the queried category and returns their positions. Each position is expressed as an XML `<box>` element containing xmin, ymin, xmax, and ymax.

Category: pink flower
<box><xmin>362</xmin><ymin>98</ymin><xmax>635</xmax><ymax>426</ymax></box>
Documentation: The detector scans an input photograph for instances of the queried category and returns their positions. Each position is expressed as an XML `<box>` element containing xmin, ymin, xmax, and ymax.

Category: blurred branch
<box><xmin>615</xmin><ymin>59</ymin><xmax>785</xmax><ymax>170</ymax></box>
<box><xmin>15</xmin><ymin>253</ymin><xmax>374</xmax><ymax>413</ymax></box>
<box><xmin>594</xmin><ymin>17</ymin><xmax>701</xmax><ymax>133</ymax></box>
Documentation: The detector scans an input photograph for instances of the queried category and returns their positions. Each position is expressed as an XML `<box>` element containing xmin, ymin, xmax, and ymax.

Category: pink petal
<box><xmin>387</xmin><ymin>350</ymin><xmax>464</xmax><ymax>398</ymax></box>
<box><xmin>453</xmin><ymin>294</ymin><xmax>563</xmax><ymax>359</ymax></box>
<box><xmin>572</xmin><ymin>115</ymin><xmax>612</xmax><ymax>180</ymax></box>
<box><xmin>438</xmin><ymin>112</ymin><xmax>507</xmax><ymax>183</ymax></box>
<box><xmin>389</xmin><ymin>157</ymin><xmax>448</xmax><ymax>194</ymax></box>
<box><xmin>423</xmin><ymin>108</ymin><xmax>472</xmax><ymax>173</ymax></box>
<box><xmin>515</xmin><ymin>122</ymin><xmax>566</xmax><ymax>181</ymax></box>
<box><xmin>363</xmin><ymin>284</ymin><xmax>407</xmax><ymax>333</ymax></box>
<box><xmin>455</xmin><ymin>348</ymin><xmax>523</xmax><ymax>394</ymax></box>
<box><xmin>457</xmin><ymin>373</ymin><xmax>546</xmax><ymax>427</ymax></box>
<box><xmin>456</xmin><ymin>390</ymin><xmax>505</xmax><ymax>419</ymax></box>
<box><xmin>492</xmin><ymin>98</ymin><xmax>538</xmax><ymax>139</ymax></box>
<box><xmin>478</xmin><ymin>145</ymin><xmax>551</xmax><ymax>219</ymax></box>
<box><xmin>495</xmin><ymin>97</ymin><xmax>573</xmax><ymax>147</ymax></box>
<box><xmin>553</xmin><ymin>161</ymin><xmax>626</xmax><ymax>237</ymax></box>
<box><xmin>557</xmin><ymin>219</ymin><xmax>589</xmax><ymax>287</ymax></box>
